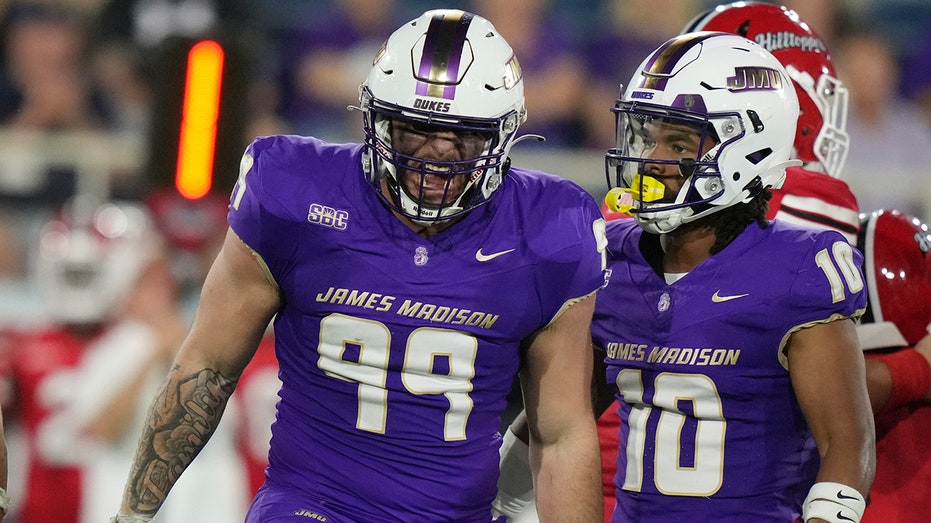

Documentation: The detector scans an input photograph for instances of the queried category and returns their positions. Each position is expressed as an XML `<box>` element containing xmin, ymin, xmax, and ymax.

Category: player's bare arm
<box><xmin>118</xmin><ymin>229</ymin><xmax>280</xmax><ymax>518</ymax></box>
<box><xmin>521</xmin><ymin>293</ymin><xmax>602</xmax><ymax>522</ymax></box>
<box><xmin>121</xmin><ymin>365</ymin><xmax>236</xmax><ymax>515</ymax></box>
<box><xmin>788</xmin><ymin>319</ymin><xmax>876</xmax><ymax>498</ymax></box>
<box><xmin>864</xmin><ymin>331</ymin><xmax>931</xmax><ymax>413</ymax></box>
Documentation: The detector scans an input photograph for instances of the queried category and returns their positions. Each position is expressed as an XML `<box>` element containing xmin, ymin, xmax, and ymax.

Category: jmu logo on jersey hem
<box><xmin>293</xmin><ymin>509</ymin><xmax>328</xmax><ymax>521</ymax></box>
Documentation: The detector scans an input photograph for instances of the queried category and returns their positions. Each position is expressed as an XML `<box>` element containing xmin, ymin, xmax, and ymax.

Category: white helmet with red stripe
<box><xmin>683</xmin><ymin>1</ymin><xmax>849</xmax><ymax>178</ymax></box>
<box><xmin>857</xmin><ymin>209</ymin><xmax>931</xmax><ymax>349</ymax></box>
<box><xmin>33</xmin><ymin>197</ymin><xmax>162</xmax><ymax>325</ymax></box>
<box><xmin>360</xmin><ymin>9</ymin><xmax>526</xmax><ymax>224</ymax></box>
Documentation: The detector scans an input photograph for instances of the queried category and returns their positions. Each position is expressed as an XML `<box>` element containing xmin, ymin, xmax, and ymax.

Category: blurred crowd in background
<box><xmin>1</xmin><ymin>0</ymin><xmax>931</xmax><ymax>521</ymax></box>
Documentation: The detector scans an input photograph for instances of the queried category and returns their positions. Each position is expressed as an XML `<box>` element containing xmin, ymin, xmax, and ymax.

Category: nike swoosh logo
<box><xmin>711</xmin><ymin>290</ymin><xmax>749</xmax><ymax>303</ymax></box>
<box><xmin>475</xmin><ymin>248</ymin><xmax>515</xmax><ymax>262</ymax></box>
<box><xmin>836</xmin><ymin>491</ymin><xmax>860</xmax><ymax>501</ymax></box>
<box><xmin>836</xmin><ymin>511</ymin><xmax>855</xmax><ymax>522</ymax></box>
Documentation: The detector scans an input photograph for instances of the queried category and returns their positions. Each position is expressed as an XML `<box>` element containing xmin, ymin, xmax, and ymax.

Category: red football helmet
<box><xmin>857</xmin><ymin>209</ymin><xmax>931</xmax><ymax>348</ymax></box>
<box><xmin>684</xmin><ymin>1</ymin><xmax>849</xmax><ymax>178</ymax></box>
<box><xmin>33</xmin><ymin>196</ymin><xmax>162</xmax><ymax>325</ymax></box>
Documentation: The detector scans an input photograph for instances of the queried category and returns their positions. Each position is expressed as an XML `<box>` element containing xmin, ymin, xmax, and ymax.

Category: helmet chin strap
<box><xmin>759</xmin><ymin>159</ymin><xmax>803</xmax><ymax>191</ymax></box>
<box><xmin>393</xmin><ymin>168</ymin><xmax>475</xmax><ymax>226</ymax></box>
<box><xmin>510</xmin><ymin>134</ymin><xmax>545</xmax><ymax>147</ymax></box>
<box><xmin>638</xmin><ymin>210</ymin><xmax>686</xmax><ymax>235</ymax></box>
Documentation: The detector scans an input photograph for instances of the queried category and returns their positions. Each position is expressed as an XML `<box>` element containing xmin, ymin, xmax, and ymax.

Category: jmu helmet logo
<box><xmin>503</xmin><ymin>54</ymin><xmax>522</xmax><ymax>90</ymax></box>
<box><xmin>727</xmin><ymin>66</ymin><xmax>783</xmax><ymax>92</ymax></box>
<box><xmin>372</xmin><ymin>40</ymin><xmax>387</xmax><ymax>65</ymax></box>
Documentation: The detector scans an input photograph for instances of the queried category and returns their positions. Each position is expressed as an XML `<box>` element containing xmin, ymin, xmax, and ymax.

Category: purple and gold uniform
<box><xmin>593</xmin><ymin>219</ymin><xmax>865</xmax><ymax>522</ymax></box>
<box><xmin>229</xmin><ymin>135</ymin><xmax>606</xmax><ymax>522</ymax></box>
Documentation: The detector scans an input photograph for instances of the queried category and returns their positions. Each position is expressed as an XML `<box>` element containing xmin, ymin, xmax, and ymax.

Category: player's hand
<box><xmin>492</xmin><ymin>428</ymin><xmax>535</xmax><ymax>518</ymax></box>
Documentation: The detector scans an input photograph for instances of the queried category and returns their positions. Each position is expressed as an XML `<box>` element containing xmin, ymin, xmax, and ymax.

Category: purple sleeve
<box><xmin>782</xmin><ymin>226</ymin><xmax>866</xmax><ymax>328</ymax></box>
<box><xmin>227</xmin><ymin>135</ymin><xmax>324</xmax><ymax>281</ymax></box>
<box><xmin>521</xmin><ymin>172</ymin><xmax>608</xmax><ymax>323</ymax></box>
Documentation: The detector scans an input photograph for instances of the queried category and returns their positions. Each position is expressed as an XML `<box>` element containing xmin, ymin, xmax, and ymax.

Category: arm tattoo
<box><xmin>125</xmin><ymin>366</ymin><xmax>237</xmax><ymax>515</ymax></box>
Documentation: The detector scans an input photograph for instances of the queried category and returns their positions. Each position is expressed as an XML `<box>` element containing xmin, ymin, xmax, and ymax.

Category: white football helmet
<box><xmin>360</xmin><ymin>9</ymin><xmax>526</xmax><ymax>224</ymax></box>
<box><xmin>34</xmin><ymin>197</ymin><xmax>161</xmax><ymax>325</ymax></box>
<box><xmin>605</xmin><ymin>31</ymin><xmax>801</xmax><ymax>234</ymax></box>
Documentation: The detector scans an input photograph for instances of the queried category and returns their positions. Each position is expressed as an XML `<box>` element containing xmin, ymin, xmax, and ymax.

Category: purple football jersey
<box><xmin>593</xmin><ymin>218</ymin><xmax>866</xmax><ymax>523</ymax></box>
<box><xmin>228</xmin><ymin>135</ymin><xmax>606</xmax><ymax>522</ymax></box>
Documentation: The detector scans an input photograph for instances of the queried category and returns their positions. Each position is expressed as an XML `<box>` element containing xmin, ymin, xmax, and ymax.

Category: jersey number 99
<box><xmin>317</xmin><ymin>313</ymin><xmax>478</xmax><ymax>441</ymax></box>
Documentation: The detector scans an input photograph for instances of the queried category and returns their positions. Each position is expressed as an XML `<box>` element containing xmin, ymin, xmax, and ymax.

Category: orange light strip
<box><xmin>175</xmin><ymin>40</ymin><xmax>225</xmax><ymax>200</ymax></box>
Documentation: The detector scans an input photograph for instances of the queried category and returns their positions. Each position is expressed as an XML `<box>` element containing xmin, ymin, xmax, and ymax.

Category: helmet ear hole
<box><xmin>745</xmin><ymin>148</ymin><xmax>774</xmax><ymax>165</ymax></box>
<box><xmin>746</xmin><ymin>110</ymin><xmax>764</xmax><ymax>133</ymax></box>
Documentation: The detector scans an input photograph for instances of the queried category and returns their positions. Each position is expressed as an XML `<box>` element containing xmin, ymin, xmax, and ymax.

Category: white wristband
<box><xmin>492</xmin><ymin>428</ymin><xmax>535</xmax><ymax>518</ymax></box>
<box><xmin>110</xmin><ymin>514</ymin><xmax>154</xmax><ymax>523</ymax></box>
<box><xmin>0</xmin><ymin>486</ymin><xmax>11</xmax><ymax>514</ymax></box>
<box><xmin>802</xmin><ymin>481</ymin><xmax>866</xmax><ymax>523</ymax></box>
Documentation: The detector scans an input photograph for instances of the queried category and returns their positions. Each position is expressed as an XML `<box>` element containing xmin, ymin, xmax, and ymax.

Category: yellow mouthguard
<box><xmin>604</xmin><ymin>175</ymin><xmax>666</xmax><ymax>214</ymax></box>
<box><xmin>604</xmin><ymin>187</ymin><xmax>635</xmax><ymax>215</ymax></box>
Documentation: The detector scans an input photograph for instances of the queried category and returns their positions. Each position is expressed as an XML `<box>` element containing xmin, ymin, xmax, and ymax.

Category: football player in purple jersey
<box><xmin>111</xmin><ymin>9</ymin><xmax>607</xmax><ymax>523</ymax></box>
<box><xmin>498</xmin><ymin>32</ymin><xmax>874</xmax><ymax>523</ymax></box>
<box><xmin>593</xmin><ymin>31</ymin><xmax>873</xmax><ymax>523</ymax></box>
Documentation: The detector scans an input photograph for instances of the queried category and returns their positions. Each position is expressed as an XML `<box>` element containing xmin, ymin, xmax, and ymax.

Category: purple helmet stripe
<box><xmin>640</xmin><ymin>32</ymin><xmax>721</xmax><ymax>91</ymax></box>
<box><xmin>415</xmin><ymin>10</ymin><xmax>473</xmax><ymax>99</ymax></box>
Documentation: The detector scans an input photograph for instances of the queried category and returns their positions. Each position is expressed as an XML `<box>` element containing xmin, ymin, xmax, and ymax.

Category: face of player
<box><xmin>389</xmin><ymin>119</ymin><xmax>493</xmax><ymax>208</ymax></box>
<box><xmin>638</xmin><ymin>119</ymin><xmax>718</xmax><ymax>203</ymax></box>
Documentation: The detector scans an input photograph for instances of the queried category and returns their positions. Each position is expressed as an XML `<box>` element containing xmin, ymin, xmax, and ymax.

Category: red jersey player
<box><xmin>1</xmin><ymin>199</ymin><xmax>165</xmax><ymax>523</ymax></box>
<box><xmin>231</xmin><ymin>333</ymin><xmax>280</xmax><ymax>496</ymax></box>
<box><xmin>856</xmin><ymin>209</ymin><xmax>931</xmax><ymax>523</ymax></box>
